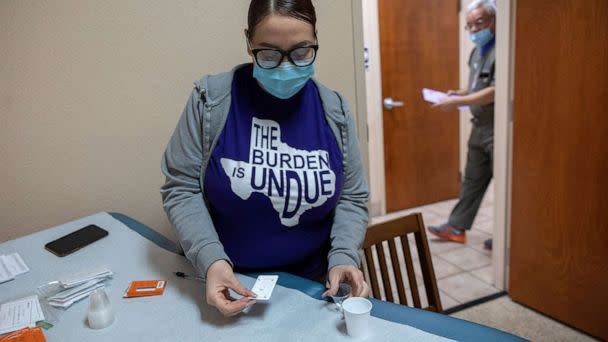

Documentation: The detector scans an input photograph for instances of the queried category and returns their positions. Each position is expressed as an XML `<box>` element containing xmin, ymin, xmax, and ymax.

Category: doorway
<box><xmin>362</xmin><ymin>0</ymin><xmax>511</xmax><ymax>310</ymax></box>
<box><xmin>378</xmin><ymin>0</ymin><xmax>461</xmax><ymax>213</ymax></box>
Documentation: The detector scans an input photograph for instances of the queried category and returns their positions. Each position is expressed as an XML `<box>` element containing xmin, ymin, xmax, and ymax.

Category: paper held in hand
<box><xmin>250</xmin><ymin>275</ymin><xmax>278</xmax><ymax>301</ymax></box>
<box><xmin>422</xmin><ymin>88</ymin><xmax>470</xmax><ymax>112</ymax></box>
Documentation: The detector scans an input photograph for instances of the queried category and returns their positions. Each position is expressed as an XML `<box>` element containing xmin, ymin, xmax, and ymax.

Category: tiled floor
<box><xmin>370</xmin><ymin>181</ymin><xmax>498</xmax><ymax>311</ymax></box>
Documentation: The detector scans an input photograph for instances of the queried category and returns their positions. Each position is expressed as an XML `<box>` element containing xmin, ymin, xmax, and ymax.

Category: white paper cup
<box><xmin>342</xmin><ymin>297</ymin><xmax>372</xmax><ymax>338</ymax></box>
<box><xmin>87</xmin><ymin>288</ymin><xmax>115</xmax><ymax>329</ymax></box>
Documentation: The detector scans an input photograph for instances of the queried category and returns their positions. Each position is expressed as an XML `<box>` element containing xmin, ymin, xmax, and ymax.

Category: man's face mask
<box><xmin>470</xmin><ymin>28</ymin><xmax>494</xmax><ymax>47</ymax></box>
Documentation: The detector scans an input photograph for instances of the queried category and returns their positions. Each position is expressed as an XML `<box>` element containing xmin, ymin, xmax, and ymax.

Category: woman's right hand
<box><xmin>205</xmin><ymin>260</ymin><xmax>256</xmax><ymax>316</ymax></box>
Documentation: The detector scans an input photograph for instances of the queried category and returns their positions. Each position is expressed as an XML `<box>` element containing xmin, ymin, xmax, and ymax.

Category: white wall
<box><xmin>0</xmin><ymin>0</ymin><xmax>364</xmax><ymax>242</ymax></box>
<box><xmin>459</xmin><ymin>0</ymin><xmax>476</xmax><ymax>176</ymax></box>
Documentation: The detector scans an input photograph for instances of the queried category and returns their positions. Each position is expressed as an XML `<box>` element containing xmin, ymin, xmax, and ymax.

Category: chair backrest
<box><xmin>361</xmin><ymin>213</ymin><xmax>443</xmax><ymax>312</ymax></box>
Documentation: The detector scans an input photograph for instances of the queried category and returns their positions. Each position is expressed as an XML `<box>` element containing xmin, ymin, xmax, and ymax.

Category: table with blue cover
<box><xmin>109</xmin><ymin>212</ymin><xmax>526</xmax><ymax>342</ymax></box>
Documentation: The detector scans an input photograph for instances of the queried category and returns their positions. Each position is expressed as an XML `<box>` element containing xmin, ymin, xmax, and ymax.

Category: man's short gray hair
<box><xmin>467</xmin><ymin>0</ymin><xmax>496</xmax><ymax>16</ymax></box>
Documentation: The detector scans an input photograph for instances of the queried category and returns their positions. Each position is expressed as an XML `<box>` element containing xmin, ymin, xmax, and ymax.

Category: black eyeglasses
<box><xmin>249</xmin><ymin>43</ymin><xmax>319</xmax><ymax>69</ymax></box>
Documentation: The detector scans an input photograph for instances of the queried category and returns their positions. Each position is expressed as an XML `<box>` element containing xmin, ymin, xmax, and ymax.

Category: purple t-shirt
<box><xmin>204</xmin><ymin>65</ymin><xmax>343</xmax><ymax>278</ymax></box>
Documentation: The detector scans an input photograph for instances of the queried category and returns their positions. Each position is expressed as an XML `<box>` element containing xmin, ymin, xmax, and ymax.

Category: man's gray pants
<box><xmin>448</xmin><ymin>124</ymin><xmax>494</xmax><ymax>230</ymax></box>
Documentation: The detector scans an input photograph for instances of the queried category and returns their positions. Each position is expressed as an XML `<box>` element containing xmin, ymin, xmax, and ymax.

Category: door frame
<box><xmin>361</xmin><ymin>0</ymin><xmax>516</xmax><ymax>291</ymax></box>
<box><xmin>492</xmin><ymin>0</ymin><xmax>516</xmax><ymax>291</ymax></box>
<box><xmin>361</xmin><ymin>0</ymin><xmax>386</xmax><ymax>218</ymax></box>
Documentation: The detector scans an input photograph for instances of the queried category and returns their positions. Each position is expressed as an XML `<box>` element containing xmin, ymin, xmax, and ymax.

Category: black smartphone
<box><xmin>45</xmin><ymin>225</ymin><xmax>109</xmax><ymax>257</ymax></box>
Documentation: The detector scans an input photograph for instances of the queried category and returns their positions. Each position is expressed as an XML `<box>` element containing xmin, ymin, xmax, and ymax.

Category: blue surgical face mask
<box><xmin>253</xmin><ymin>61</ymin><xmax>314</xmax><ymax>99</ymax></box>
<box><xmin>470</xmin><ymin>28</ymin><xmax>494</xmax><ymax>47</ymax></box>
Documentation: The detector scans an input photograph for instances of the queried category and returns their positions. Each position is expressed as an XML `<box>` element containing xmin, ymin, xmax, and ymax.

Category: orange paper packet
<box><xmin>0</xmin><ymin>327</ymin><xmax>46</xmax><ymax>342</ymax></box>
<box><xmin>123</xmin><ymin>280</ymin><xmax>167</xmax><ymax>298</ymax></box>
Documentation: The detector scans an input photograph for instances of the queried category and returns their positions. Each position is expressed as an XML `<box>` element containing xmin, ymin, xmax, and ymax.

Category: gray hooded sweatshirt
<box><xmin>160</xmin><ymin>64</ymin><xmax>369</xmax><ymax>278</ymax></box>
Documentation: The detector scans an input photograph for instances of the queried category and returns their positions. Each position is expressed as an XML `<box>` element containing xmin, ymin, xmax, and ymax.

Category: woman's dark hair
<box><xmin>247</xmin><ymin>0</ymin><xmax>317</xmax><ymax>40</ymax></box>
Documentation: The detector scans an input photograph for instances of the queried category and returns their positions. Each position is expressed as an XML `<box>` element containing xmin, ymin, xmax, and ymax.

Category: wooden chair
<box><xmin>361</xmin><ymin>213</ymin><xmax>443</xmax><ymax>312</ymax></box>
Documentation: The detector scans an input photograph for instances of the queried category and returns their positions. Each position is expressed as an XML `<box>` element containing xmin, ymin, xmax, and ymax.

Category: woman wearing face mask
<box><xmin>161</xmin><ymin>0</ymin><xmax>370</xmax><ymax>317</ymax></box>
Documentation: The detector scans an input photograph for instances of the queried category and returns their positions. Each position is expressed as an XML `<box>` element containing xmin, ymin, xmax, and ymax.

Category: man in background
<box><xmin>428</xmin><ymin>0</ymin><xmax>496</xmax><ymax>250</ymax></box>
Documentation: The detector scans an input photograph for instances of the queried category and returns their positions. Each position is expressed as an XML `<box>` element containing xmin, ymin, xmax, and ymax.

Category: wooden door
<box><xmin>510</xmin><ymin>1</ymin><xmax>608</xmax><ymax>340</ymax></box>
<box><xmin>379</xmin><ymin>0</ymin><xmax>461</xmax><ymax>212</ymax></box>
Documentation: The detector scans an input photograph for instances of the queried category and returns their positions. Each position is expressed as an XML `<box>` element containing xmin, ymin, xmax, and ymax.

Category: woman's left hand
<box><xmin>322</xmin><ymin>264</ymin><xmax>370</xmax><ymax>298</ymax></box>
